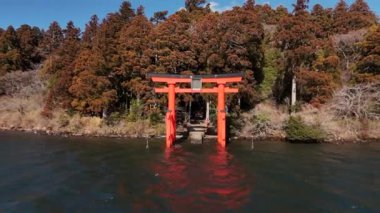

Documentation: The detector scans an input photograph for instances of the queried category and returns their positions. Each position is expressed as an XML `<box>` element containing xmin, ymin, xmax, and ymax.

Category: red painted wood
<box><xmin>155</xmin><ymin>87</ymin><xmax>238</xmax><ymax>94</ymax></box>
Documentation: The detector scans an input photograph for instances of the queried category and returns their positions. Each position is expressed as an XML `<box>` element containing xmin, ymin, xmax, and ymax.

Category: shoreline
<box><xmin>1</xmin><ymin>126</ymin><xmax>378</xmax><ymax>144</ymax></box>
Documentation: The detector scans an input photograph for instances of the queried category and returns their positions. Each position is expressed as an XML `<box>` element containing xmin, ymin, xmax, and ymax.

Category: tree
<box><xmin>93</xmin><ymin>1</ymin><xmax>136</xmax><ymax>111</ymax></box>
<box><xmin>82</xmin><ymin>15</ymin><xmax>99</xmax><ymax>48</ymax></box>
<box><xmin>311</xmin><ymin>4</ymin><xmax>333</xmax><ymax>37</ymax></box>
<box><xmin>357</xmin><ymin>25</ymin><xmax>380</xmax><ymax>76</ymax></box>
<box><xmin>296</xmin><ymin>69</ymin><xmax>336</xmax><ymax>107</ymax></box>
<box><xmin>333</xmin><ymin>0</ymin><xmax>376</xmax><ymax>33</ymax></box>
<box><xmin>348</xmin><ymin>0</ymin><xmax>377</xmax><ymax>30</ymax></box>
<box><xmin>39</xmin><ymin>21</ymin><xmax>63</xmax><ymax>57</ymax></box>
<box><xmin>243</xmin><ymin>0</ymin><xmax>255</xmax><ymax>10</ymax></box>
<box><xmin>272</xmin><ymin>5</ymin><xmax>289</xmax><ymax>24</ymax></box>
<box><xmin>333</xmin><ymin>0</ymin><xmax>350</xmax><ymax>33</ymax></box>
<box><xmin>136</xmin><ymin>5</ymin><xmax>145</xmax><ymax>16</ymax></box>
<box><xmin>119</xmin><ymin>1</ymin><xmax>135</xmax><ymax>22</ymax></box>
<box><xmin>69</xmin><ymin>49</ymin><xmax>116</xmax><ymax>116</ymax></box>
<box><xmin>185</xmin><ymin>0</ymin><xmax>206</xmax><ymax>12</ymax></box>
<box><xmin>150</xmin><ymin>11</ymin><xmax>168</xmax><ymax>25</ymax></box>
<box><xmin>275</xmin><ymin>0</ymin><xmax>319</xmax><ymax>104</ymax></box>
<box><xmin>332</xmin><ymin>83</ymin><xmax>380</xmax><ymax>120</ymax></box>
<box><xmin>256</xmin><ymin>4</ymin><xmax>276</xmax><ymax>24</ymax></box>
<box><xmin>332</xmin><ymin>29</ymin><xmax>367</xmax><ymax>83</ymax></box>
<box><xmin>152</xmin><ymin>10</ymin><xmax>198</xmax><ymax>74</ymax></box>
<box><xmin>16</xmin><ymin>25</ymin><xmax>42</xmax><ymax>70</ymax></box>
<box><xmin>293</xmin><ymin>0</ymin><xmax>309</xmax><ymax>15</ymax></box>
<box><xmin>118</xmin><ymin>11</ymin><xmax>153</xmax><ymax>109</ymax></box>
<box><xmin>192</xmin><ymin>7</ymin><xmax>264</xmax><ymax>109</ymax></box>
<box><xmin>0</xmin><ymin>26</ymin><xmax>21</xmax><ymax>74</ymax></box>
<box><xmin>43</xmin><ymin>21</ymin><xmax>81</xmax><ymax>115</ymax></box>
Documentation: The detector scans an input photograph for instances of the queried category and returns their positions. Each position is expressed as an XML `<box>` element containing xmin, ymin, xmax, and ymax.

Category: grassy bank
<box><xmin>1</xmin><ymin>94</ymin><xmax>379</xmax><ymax>142</ymax></box>
<box><xmin>0</xmin><ymin>71</ymin><xmax>165</xmax><ymax>138</ymax></box>
<box><xmin>239</xmin><ymin>102</ymin><xmax>380</xmax><ymax>143</ymax></box>
<box><xmin>0</xmin><ymin>94</ymin><xmax>165</xmax><ymax>138</ymax></box>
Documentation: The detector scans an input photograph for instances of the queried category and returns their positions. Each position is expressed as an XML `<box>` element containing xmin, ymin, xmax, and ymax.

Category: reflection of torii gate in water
<box><xmin>147</xmin><ymin>73</ymin><xmax>243</xmax><ymax>149</ymax></box>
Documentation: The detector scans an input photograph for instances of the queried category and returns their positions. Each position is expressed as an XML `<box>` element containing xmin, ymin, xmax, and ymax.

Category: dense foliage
<box><xmin>285</xmin><ymin>116</ymin><xmax>326</xmax><ymax>142</ymax></box>
<box><xmin>0</xmin><ymin>0</ymin><xmax>378</xmax><ymax>118</ymax></box>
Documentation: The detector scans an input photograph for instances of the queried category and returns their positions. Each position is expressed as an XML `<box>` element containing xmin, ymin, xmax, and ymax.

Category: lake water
<box><xmin>0</xmin><ymin>131</ymin><xmax>379</xmax><ymax>212</ymax></box>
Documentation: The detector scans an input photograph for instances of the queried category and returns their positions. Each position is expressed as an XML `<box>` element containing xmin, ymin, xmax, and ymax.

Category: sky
<box><xmin>0</xmin><ymin>0</ymin><xmax>379</xmax><ymax>30</ymax></box>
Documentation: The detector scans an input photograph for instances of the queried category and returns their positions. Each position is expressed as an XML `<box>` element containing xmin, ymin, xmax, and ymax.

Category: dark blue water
<box><xmin>0</xmin><ymin>131</ymin><xmax>379</xmax><ymax>212</ymax></box>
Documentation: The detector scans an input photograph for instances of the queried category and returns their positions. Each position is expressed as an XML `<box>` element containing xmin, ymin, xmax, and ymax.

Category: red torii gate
<box><xmin>148</xmin><ymin>73</ymin><xmax>243</xmax><ymax>149</ymax></box>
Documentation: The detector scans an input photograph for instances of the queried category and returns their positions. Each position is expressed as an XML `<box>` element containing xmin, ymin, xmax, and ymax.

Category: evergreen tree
<box><xmin>0</xmin><ymin>26</ymin><xmax>21</xmax><ymax>73</ymax></box>
<box><xmin>293</xmin><ymin>0</ymin><xmax>309</xmax><ymax>15</ymax></box>
<box><xmin>348</xmin><ymin>0</ymin><xmax>377</xmax><ymax>30</ymax></box>
<box><xmin>150</xmin><ymin>11</ymin><xmax>168</xmax><ymax>25</ymax></box>
<box><xmin>185</xmin><ymin>0</ymin><xmax>206</xmax><ymax>12</ymax></box>
<box><xmin>118</xmin><ymin>10</ymin><xmax>153</xmax><ymax>107</ymax></box>
<box><xmin>40</xmin><ymin>21</ymin><xmax>63</xmax><ymax>57</ymax></box>
<box><xmin>333</xmin><ymin>0</ymin><xmax>350</xmax><ymax>33</ymax></box>
<box><xmin>357</xmin><ymin>25</ymin><xmax>380</xmax><ymax>76</ymax></box>
<box><xmin>69</xmin><ymin>49</ymin><xmax>116</xmax><ymax>115</ymax></box>
<box><xmin>43</xmin><ymin>21</ymin><xmax>81</xmax><ymax>114</ymax></box>
<box><xmin>275</xmin><ymin>0</ymin><xmax>321</xmax><ymax>104</ymax></box>
<box><xmin>82</xmin><ymin>15</ymin><xmax>99</xmax><ymax>48</ymax></box>
<box><xmin>16</xmin><ymin>25</ymin><xmax>42</xmax><ymax>70</ymax></box>
<box><xmin>311</xmin><ymin>4</ymin><xmax>333</xmax><ymax>37</ymax></box>
<box><xmin>243</xmin><ymin>0</ymin><xmax>255</xmax><ymax>10</ymax></box>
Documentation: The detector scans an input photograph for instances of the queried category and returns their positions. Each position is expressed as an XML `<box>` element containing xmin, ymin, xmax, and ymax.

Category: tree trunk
<box><xmin>189</xmin><ymin>101</ymin><xmax>192</xmax><ymax>122</ymax></box>
<box><xmin>102</xmin><ymin>107</ymin><xmax>107</xmax><ymax>118</ymax></box>
<box><xmin>291</xmin><ymin>75</ymin><xmax>296</xmax><ymax>113</ymax></box>
<box><xmin>205</xmin><ymin>101</ymin><xmax>210</xmax><ymax>124</ymax></box>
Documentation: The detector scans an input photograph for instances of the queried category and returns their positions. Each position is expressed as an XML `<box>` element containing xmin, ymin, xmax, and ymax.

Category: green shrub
<box><xmin>209</xmin><ymin>106</ymin><xmax>217</xmax><ymax>126</ymax></box>
<box><xmin>105</xmin><ymin>112</ymin><xmax>123</xmax><ymax>125</ymax></box>
<box><xmin>126</xmin><ymin>99</ymin><xmax>143</xmax><ymax>122</ymax></box>
<box><xmin>149</xmin><ymin>111</ymin><xmax>162</xmax><ymax>126</ymax></box>
<box><xmin>58</xmin><ymin>113</ymin><xmax>70</xmax><ymax>127</ymax></box>
<box><xmin>249</xmin><ymin>112</ymin><xmax>271</xmax><ymax>136</ymax></box>
<box><xmin>285</xmin><ymin>116</ymin><xmax>326</xmax><ymax>142</ymax></box>
<box><xmin>259</xmin><ymin>48</ymin><xmax>281</xmax><ymax>97</ymax></box>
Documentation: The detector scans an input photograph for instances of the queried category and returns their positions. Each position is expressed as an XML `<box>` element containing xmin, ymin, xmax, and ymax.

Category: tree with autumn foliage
<box><xmin>42</xmin><ymin>21</ymin><xmax>81</xmax><ymax>116</ymax></box>
<box><xmin>0</xmin><ymin>26</ymin><xmax>21</xmax><ymax>74</ymax></box>
<box><xmin>274</xmin><ymin>0</ymin><xmax>341</xmax><ymax>106</ymax></box>
<box><xmin>69</xmin><ymin>49</ymin><xmax>117</xmax><ymax>116</ymax></box>
<box><xmin>333</xmin><ymin>0</ymin><xmax>376</xmax><ymax>34</ymax></box>
<box><xmin>118</xmin><ymin>6</ymin><xmax>154</xmax><ymax>110</ymax></box>
<box><xmin>275</xmin><ymin>0</ymin><xmax>318</xmax><ymax>103</ymax></box>
<box><xmin>311</xmin><ymin>4</ymin><xmax>333</xmax><ymax>37</ymax></box>
<box><xmin>192</xmin><ymin>5</ymin><xmax>264</xmax><ymax>108</ymax></box>
<box><xmin>355</xmin><ymin>24</ymin><xmax>380</xmax><ymax>82</ymax></box>
<box><xmin>150</xmin><ymin>11</ymin><xmax>168</xmax><ymax>25</ymax></box>
<box><xmin>39</xmin><ymin>21</ymin><xmax>63</xmax><ymax>57</ymax></box>
<box><xmin>347</xmin><ymin>0</ymin><xmax>377</xmax><ymax>31</ymax></box>
<box><xmin>82</xmin><ymin>15</ymin><xmax>99</xmax><ymax>48</ymax></box>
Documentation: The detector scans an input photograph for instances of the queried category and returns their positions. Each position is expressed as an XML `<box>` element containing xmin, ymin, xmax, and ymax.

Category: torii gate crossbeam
<box><xmin>147</xmin><ymin>73</ymin><xmax>243</xmax><ymax>149</ymax></box>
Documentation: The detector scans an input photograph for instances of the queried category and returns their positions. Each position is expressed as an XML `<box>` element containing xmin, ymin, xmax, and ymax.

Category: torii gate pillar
<box><xmin>217</xmin><ymin>83</ymin><xmax>226</xmax><ymax>147</ymax></box>
<box><xmin>166</xmin><ymin>83</ymin><xmax>176</xmax><ymax>148</ymax></box>
<box><xmin>148</xmin><ymin>73</ymin><xmax>243</xmax><ymax>149</ymax></box>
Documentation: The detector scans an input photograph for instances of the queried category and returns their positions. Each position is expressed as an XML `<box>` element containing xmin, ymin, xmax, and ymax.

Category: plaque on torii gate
<box><xmin>147</xmin><ymin>73</ymin><xmax>243</xmax><ymax>149</ymax></box>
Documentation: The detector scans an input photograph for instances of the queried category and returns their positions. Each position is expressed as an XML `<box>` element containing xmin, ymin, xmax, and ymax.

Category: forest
<box><xmin>0</xmin><ymin>0</ymin><xmax>379</xmax><ymax>141</ymax></box>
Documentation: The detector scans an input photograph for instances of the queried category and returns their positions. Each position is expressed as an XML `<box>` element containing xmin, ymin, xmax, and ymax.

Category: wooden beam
<box><xmin>150</xmin><ymin>77</ymin><xmax>242</xmax><ymax>84</ymax></box>
<box><xmin>154</xmin><ymin>87</ymin><xmax>239</xmax><ymax>93</ymax></box>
